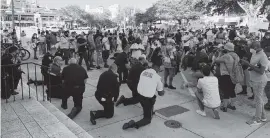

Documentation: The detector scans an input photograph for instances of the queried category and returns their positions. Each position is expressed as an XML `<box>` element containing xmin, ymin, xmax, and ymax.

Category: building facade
<box><xmin>1</xmin><ymin>0</ymin><xmax>65</xmax><ymax>29</ymax></box>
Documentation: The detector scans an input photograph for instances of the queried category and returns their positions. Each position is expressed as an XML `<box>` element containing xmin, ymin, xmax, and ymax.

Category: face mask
<box><xmin>250</xmin><ymin>48</ymin><xmax>256</xmax><ymax>54</ymax></box>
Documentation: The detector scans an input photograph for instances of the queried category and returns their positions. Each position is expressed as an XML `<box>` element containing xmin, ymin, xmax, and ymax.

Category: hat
<box><xmin>167</xmin><ymin>39</ymin><xmax>175</xmax><ymax>44</ymax></box>
<box><xmin>224</xmin><ymin>42</ymin><xmax>234</xmax><ymax>51</ymax></box>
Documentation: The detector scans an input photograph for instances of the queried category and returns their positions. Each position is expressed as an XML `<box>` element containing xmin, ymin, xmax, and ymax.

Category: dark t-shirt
<box><xmin>77</xmin><ymin>37</ymin><xmax>87</xmax><ymax>52</ymax></box>
<box><xmin>114</xmin><ymin>52</ymin><xmax>128</xmax><ymax>68</ymax></box>
<box><xmin>62</xmin><ymin>64</ymin><xmax>88</xmax><ymax>87</ymax></box>
<box><xmin>127</xmin><ymin>63</ymin><xmax>145</xmax><ymax>84</ymax></box>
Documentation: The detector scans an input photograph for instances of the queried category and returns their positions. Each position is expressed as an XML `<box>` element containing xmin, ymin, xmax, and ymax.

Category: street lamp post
<box><xmin>11</xmin><ymin>0</ymin><xmax>15</xmax><ymax>30</ymax></box>
<box><xmin>11</xmin><ymin>0</ymin><xmax>15</xmax><ymax>47</ymax></box>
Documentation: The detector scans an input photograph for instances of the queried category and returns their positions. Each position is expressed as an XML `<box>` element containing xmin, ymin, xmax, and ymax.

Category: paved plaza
<box><xmin>2</xmin><ymin>55</ymin><xmax>267</xmax><ymax>138</ymax></box>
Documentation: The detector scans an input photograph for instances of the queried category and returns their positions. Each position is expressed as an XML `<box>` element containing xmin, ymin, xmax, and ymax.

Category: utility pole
<box><xmin>11</xmin><ymin>0</ymin><xmax>15</xmax><ymax>47</ymax></box>
<box><xmin>11</xmin><ymin>0</ymin><xmax>14</xmax><ymax>30</ymax></box>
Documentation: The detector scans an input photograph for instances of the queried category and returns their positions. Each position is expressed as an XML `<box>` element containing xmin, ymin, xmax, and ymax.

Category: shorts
<box><xmin>219</xmin><ymin>75</ymin><xmax>236</xmax><ymax>99</ymax></box>
<box><xmin>102</xmin><ymin>50</ymin><xmax>110</xmax><ymax>60</ymax></box>
<box><xmin>164</xmin><ymin>68</ymin><xmax>175</xmax><ymax>76</ymax></box>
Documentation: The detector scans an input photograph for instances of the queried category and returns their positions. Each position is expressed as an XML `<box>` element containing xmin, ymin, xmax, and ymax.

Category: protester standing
<box><xmin>102</xmin><ymin>33</ymin><xmax>110</xmax><ymax>68</ymax></box>
<box><xmin>87</xmin><ymin>30</ymin><xmax>96</xmax><ymax>68</ymax></box>
<box><xmin>77</xmin><ymin>33</ymin><xmax>91</xmax><ymax>71</ymax></box>
<box><xmin>95</xmin><ymin>32</ymin><xmax>103</xmax><ymax>69</ymax></box>
<box><xmin>1</xmin><ymin>46</ymin><xmax>22</xmax><ymax>98</ymax></box>
<box><xmin>114</xmin><ymin>47</ymin><xmax>130</xmax><ymax>84</ymax></box>
<box><xmin>59</xmin><ymin>31</ymin><xmax>70</xmax><ymax>65</ymax></box>
<box><xmin>214</xmin><ymin>43</ymin><xmax>239</xmax><ymax>112</ymax></box>
<box><xmin>45</xmin><ymin>30</ymin><xmax>51</xmax><ymax>51</ymax></box>
<box><xmin>38</xmin><ymin>31</ymin><xmax>46</xmax><ymax>57</ymax></box>
<box><xmin>241</xmin><ymin>42</ymin><xmax>268</xmax><ymax>125</ymax></box>
<box><xmin>31</xmin><ymin>33</ymin><xmax>39</xmax><ymax>60</ymax></box>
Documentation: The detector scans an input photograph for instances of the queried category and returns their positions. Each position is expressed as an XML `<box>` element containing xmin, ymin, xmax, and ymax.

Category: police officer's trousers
<box><xmin>62</xmin><ymin>86</ymin><xmax>85</xmax><ymax>110</ymax></box>
<box><xmin>94</xmin><ymin>94</ymin><xmax>114</xmax><ymax>119</ymax></box>
<box><xmin>135</xmin><ymin>94</ymin><xmax>156</xmax><ymax>128</ymax></box>
<box><xmin>123</xmin><ymin>81</ymin><xmax>139</xmax><ymax>106</ymax></box>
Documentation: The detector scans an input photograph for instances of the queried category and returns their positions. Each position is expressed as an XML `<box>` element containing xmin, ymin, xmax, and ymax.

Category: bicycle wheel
<box><xmin>18</xmin><ymin>48</ymin><xmax>31</xmax><ymax>61</ymax></box>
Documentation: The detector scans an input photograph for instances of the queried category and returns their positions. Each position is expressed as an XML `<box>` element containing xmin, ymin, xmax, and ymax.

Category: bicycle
<box><xmin>1</xmin><ymin>41</ymin><xmax>31</xmax><ymax>61</ymax></box>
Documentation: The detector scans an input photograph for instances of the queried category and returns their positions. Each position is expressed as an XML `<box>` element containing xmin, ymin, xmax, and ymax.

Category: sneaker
<box><xmin>213</xmin><ymin>109</ymin><xmax>220</xmax><ymax>119</ymax></box>
<box><xmin>264</xmin><ymin>103</ymin><xmax>270</xmax><ymax>110</ymax></box>
<box><xmin>261</xmin><ymin>118</ymin><xmax>267</xmax><ymax>122</ymax></box>
<box><xmin>168</xmin><ymin>85</ymin><xmax>176</xmax><ymax>90</ymax></box>
<box><xmin>115</xmin><ymin>95</ymin><xmax>125</xmax><ymax>107</ymax></box>
<box><xmin>227</xmin><ymin>104</ymin><xmax>236</xmax><ymax>110</ymax></box>
<box><xmin>90</xmin><ymin>111</ymin><xmax>96</xmax><ymax>125</ymax></box>
<box><xmin>248</xmin><ymin>95</ymin><xmax>254</xmax><ymax>100</ymax></box>
<box><xmin>196</xmin><ymin>110</ymin><xmax>206</xmax><ymax>117</ymax></box>
<box><xmin>246</xmin><ymin>117</ymin><xmax>262</xmax><ymax>125</ymax></box>
<box><xmin>87</xmin><ymin>68</ymin><xmax>93</xmax><ymax>71</ymax></box>
<box><xmin>220</xmin><ymin>106</ymin><xmax>227</xmax><ymax>112</ymax></box>
<box><xmin>164</xmin><ymin>84</ymin><xmax>168</xmax><ymax>88</ymax></box>
<box><xmin>122</xmin><ymin>120</ymin><xmax>136</xmax><ymax>130</ymax></box>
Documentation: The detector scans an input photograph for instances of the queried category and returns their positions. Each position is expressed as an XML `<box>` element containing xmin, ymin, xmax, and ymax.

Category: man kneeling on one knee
<box><xmin>90</xmin><ymin>63</ymin><xmax>120</xmax><ymax>125</ymax></box>
<box><xmin>195</xmin><ymin>64</ymin><xmax>221</xmax><ymax>119</ymax></box>
<box><xmin>122</xmin><ymin>63</ymin><xmax>165</xmax><ymax>130</ymax></box>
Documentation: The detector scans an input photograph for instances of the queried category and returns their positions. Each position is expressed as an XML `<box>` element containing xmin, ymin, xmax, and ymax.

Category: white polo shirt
<box><xmin>137</xmin><ymin>69</ymin><xmax>163</xmax><ymax>98</ymax></box>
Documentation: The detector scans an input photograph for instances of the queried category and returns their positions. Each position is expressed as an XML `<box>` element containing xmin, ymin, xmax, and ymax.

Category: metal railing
<box><xmin>1</xmin><ymin>62</ymin><xmax>56</xmax><ymax>103</ymax></box>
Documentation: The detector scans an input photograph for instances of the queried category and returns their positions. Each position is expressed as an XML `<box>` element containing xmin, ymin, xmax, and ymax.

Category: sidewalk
<box><xmin>19</xmin><ymin>58</ymin><xmax>270</xmax><ymax>138</ymax></box>
<box><xmin>51</xmin><ymin>68</ymin><xmax>270</xmax><ymax>138</ymax></box>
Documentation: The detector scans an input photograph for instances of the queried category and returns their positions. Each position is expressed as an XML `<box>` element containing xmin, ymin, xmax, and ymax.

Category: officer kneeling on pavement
<box><xmin>61</xmin><ymin>58</ymin><xmax>88</xmax><ymax>119</ymax></box>
<box><xmin>116</xmin><ymin>56</ymin><xmax>148</xmax><ymax>107</ymax></box>
<box><xmin>90</xmin><ymin>63</ymin><xmax>120</xmax><ymax>125</ymax></box>
<box><xmin>122</xmin><ymin>62</ymin><xmax>165</xmax><ymax>130</ymax></box>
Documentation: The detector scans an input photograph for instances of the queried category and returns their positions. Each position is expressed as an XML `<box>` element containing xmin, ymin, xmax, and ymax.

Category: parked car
<box><xmin>46</xmin><ymin>26</ymin><xmax>59</xmax><ymax>32</ymax></box>
<box><xmin>78</xmin><ymin>27</ymin><xmax>91</xmax><ymax>30</ymax></box>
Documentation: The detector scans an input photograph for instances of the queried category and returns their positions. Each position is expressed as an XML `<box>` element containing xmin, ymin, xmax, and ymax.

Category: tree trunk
<box><xmin>237</xmin><ymin>0</ymin><xmax>266</xmax><ymax>31</ymax></box>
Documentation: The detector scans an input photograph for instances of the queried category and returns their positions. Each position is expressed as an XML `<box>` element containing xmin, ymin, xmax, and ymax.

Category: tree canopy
<box><xmin>135</xmin><ymin>0</ymin><xmax>209</xmax><ymax>25</ymax></box>
<box><xmin>206</xmin><ymin>0</ymin><xmax>270</xmax><ymax>15</ymax></box>
<box><xmin>59</xmin><ymin>5</ymin><xmax>116</xmax><ymax>28</ymax></box>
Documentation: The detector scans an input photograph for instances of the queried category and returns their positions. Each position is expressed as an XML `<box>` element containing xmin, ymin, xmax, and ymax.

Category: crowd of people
<box><xmin>1</xmin><ymin>25</ymin><xmax>270</xmax><ymax>129</ymax></box>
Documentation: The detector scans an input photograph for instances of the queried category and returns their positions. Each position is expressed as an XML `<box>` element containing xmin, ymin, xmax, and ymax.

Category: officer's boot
<box><xmin>67</xmin><ymin>107</ymin><xmax>81</xmax><ymax>119</ymax></box>
<box><xmin>61</xmin><ymin>100</ymin><xmax>68</xmax><ymax>109</ymax></box>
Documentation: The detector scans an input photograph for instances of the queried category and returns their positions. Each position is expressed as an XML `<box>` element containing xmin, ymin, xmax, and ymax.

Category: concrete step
<box><xmin>1</xmin><ymin>81</ymin><xmax>93</xmax><ymax>138</ymax></box>
<box><xmin>40</xmin><ymin>101</ymin><xmax>93</xmax><ymax>138</ymax></box>
<box><xmin>1</xmin><ymin>99</ymin><xmax>78</xmax><ymax>138</ymax></box>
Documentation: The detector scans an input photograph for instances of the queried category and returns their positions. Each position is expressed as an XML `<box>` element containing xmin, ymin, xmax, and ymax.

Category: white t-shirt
<box><xmin>197</xmin><ymin>76</ymin><xmax>221</xmax><ymax>108</ymax></box>
<box><xmin>137</xmin><ymin>69</ymin><xmax>163</xmax><ymax>98</ymax></box>
<box><xmin>59</xmin><ymin>36</ymin><xmax>69</xmax><ymax>49</ymax></box>
<box><xmin>102</xmin><ymin>37</ymin><xmax>110</xmax><ymax>50</ymax></box>
<box><xmin>182</xmin><ymin>35</ymin><xmax>190</xmax><ymax>47</ymax></box>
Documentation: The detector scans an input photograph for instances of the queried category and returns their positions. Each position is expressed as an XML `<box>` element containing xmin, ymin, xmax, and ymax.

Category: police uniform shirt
<box><xmin>62</xmin><ymin>64</ymin><xmax>88</xmax><ymax>87</ymax></box>
<box><xmin>137</xmin><ymin>69</ymin><xmax>163</xmax><ymax>98</ymax></box>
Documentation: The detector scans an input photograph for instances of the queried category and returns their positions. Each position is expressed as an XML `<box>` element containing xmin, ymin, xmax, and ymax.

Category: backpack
<box><xmin>225</xmin><ymin>53</ymin><xmax>244</xmax><ymax>84</ymax></box>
